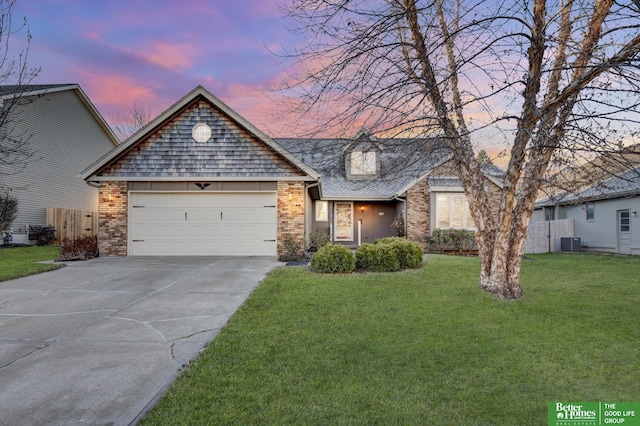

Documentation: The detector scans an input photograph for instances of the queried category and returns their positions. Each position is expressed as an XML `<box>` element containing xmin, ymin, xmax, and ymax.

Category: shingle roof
<box><xmin>0</xmin><ymin>84</ymin><xmax>74</xmax><ymax>97</ymax></box>
<box><xmin>276</xmin><ymin>137</ymin><xmax>453</xmax><ymax>199</ymax></box>
<box><xmin>536</xmin><ymin>166</ymin><xmax>640</xmax><ymax>206</ymax></box>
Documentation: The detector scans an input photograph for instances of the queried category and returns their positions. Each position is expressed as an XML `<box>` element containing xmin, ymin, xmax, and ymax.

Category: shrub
<box><xmin>59</xmin><ymin>235</ymin><xmax>98</xmax><ymax>260</ymax></box>
<box><xmin>0</xmin><ymin>192</ymin><xmax>18</xmax><ymax>232</ymax></box>
<box><xmin>426</xmin><ymin>229</ymin><xmax>477</xmax><ymax>254</ymax></box>
<box><xmin>28</xmin><ymin>225</ymin><xmax>56</xmax><ymax>246</ymax></box>
<box><xmin>356</xmin><ymin>243</ymin><xmax>400</xmax><ymax>272</ymax></box>
<box><xmin>374</xmin><ymin>237</ymin><xmax>423</xmax><ymax>269</ymax></box>
<box><xmin>391</xmin><ymin>215</ymin><xmax>406</xmax><ymax>237</ymax></box>
<box><xmin>310</xmin><ymin>243</ymin><xmax>355</xmax><ymax>273</ymax></box>
<box><xmin>308</xmin><ymin>231</ymin><xmax>331</xmax><ymax>252</ymax></box>
<box><xmin>279</xmin><ymin>235</ymin><xmax>306</xmax><ymax>262</ymax></box>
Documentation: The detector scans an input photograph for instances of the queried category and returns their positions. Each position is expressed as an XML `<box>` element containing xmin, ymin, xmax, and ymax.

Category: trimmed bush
<box><xmin>374</xmin><ymin>237</ymin><xmax>423</xmax><ymax>269</ymax></box>
<box><xmin>356</xmin><ymin>243</ymin><xmax>400</xmax><ymax>272</ymax></box>
<box><xmin>310</xmin><ymin>243</ymin><xmax>355</xmax><ymax>274</ymax></box>
<box><xmin>308</xmin><ymin>231</ymin><xmax>331</xmax><ymax>251</ymax></box>
<box><xmin>426</xmin><ymin>229</ymin><xmax>477</xmax><ymax>254</ymax></box>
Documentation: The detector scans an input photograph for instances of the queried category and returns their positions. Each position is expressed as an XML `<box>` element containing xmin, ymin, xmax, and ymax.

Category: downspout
<box><xmin>305</xmin><ymin>180</ymin><xmax>321</xmax><ymax>248</ymax></box>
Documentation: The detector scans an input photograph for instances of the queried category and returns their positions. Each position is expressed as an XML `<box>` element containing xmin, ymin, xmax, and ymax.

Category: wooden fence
<box><xmin>46</xmin><ymin>207</ymin><xmax>98</xmax><ymax>243</ymax></box>
<box><xmin>524</xmin><ymin>218</ymin><xmax>574</xmax><ymax>254</ymax></box>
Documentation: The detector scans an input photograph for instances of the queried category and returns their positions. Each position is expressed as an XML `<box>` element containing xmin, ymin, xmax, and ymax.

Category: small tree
<box><xmin>0</xmin><ymin>192</ymin><xmax>17</xmax><ymax>232</ymax></box>
<box><xmin>109</xmin><ymin>102</ymin><xmax>154</xmax><ymax>142</ymax></box>
<box><xmin>0</xmin><ymin>0</ymin><xmax>41</xmax><ymax>192</ymax></box>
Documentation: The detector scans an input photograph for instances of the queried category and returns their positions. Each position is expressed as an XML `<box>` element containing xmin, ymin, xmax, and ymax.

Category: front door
<box><xmin>334</xmin><ymin>202</ymin><xmax>354</xmax><ymax>241</ymax></box>
<box><xmin>617</xmin><ymin>209</ymin><xmax>631</xmax><ymax>254</ymax></box>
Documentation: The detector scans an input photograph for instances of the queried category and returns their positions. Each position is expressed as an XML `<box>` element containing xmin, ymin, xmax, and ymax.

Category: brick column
<box><xmin>406</xmin><ymin>178</ymin><xmax>429</xmax><ymax>249</ymax></box>
<box><xmin>98</xmin><ymin>181</ymin><xmax>128</xmax><ymax>256</ymax></box>
<box><xmin>277</xmin><ymin>181</ymin><xmax>305</xmax><ymax>257</ymax></box>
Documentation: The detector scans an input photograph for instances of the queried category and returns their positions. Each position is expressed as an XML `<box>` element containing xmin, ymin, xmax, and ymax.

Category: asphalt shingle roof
<box><xmin>536</xmin><ymin>166</ymin><xmax>640</xmax><ymax>206</ymax></box>
<box><xmin>0</xmin><ymin>84</ymin><xmax>73</xmax><ymax>97</ymax></box>
<box><xmin>276</xmin><ymin>137</ymin><xmax>453</xmax><ymax>199</ymax></box>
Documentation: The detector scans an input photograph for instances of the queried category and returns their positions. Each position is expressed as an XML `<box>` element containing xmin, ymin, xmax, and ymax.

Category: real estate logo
<box><xmin>550</xmin><ymin>402</ymin><xmax>597</xmax><ymax>425</ymax></box>
<box><xmin>548</xmin><ymin>402</ymin><xmax>640</xmax><ymax>426</ymax></box>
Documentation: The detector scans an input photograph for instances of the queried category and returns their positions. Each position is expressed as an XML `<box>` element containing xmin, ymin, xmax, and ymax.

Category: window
<box><xmin>435</xmin><ymin>193</ymin><xmax>475</xmax><ymax>230</ymax></box>
<box><xmin>316</xmin><ymin>201</ymin><xmax>328</xmax><ymax>221</ymax></box>
<box><xmin>350</xmin><ymin>151</ymin><xmax>377</xmax><ymax>175</ymax></box>
<box><xmin>334</xmin><ymin>202</ymin><xmax>353</xmax><ymax>240</ymax></box>
<box><xmin>544</xmin><ymin>207</ymin><xmax>555</xmax><ymax>221</ymax></box>
<box><xmin>192</xmin><ymin>123</ymin><xmax>212</xmax><ymax>143</ymax></box>
<box><xmin>620</xmin><ymin>210</ymin><xmax>630</xmax><ymax>232</ymax></box>
<box><xmin>586</xmin><ymin>202</ymin><xmax>595</xmax><ymax>221</ymax></box>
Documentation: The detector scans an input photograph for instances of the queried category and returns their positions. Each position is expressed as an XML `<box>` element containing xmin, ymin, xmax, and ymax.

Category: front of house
<box><xmin>83</xmin><ymin>86</ymin><xmax>503</xmax><ymax>257</ymax></box>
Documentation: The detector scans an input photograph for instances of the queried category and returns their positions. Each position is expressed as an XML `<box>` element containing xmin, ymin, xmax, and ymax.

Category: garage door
<box><xmin>129</xmin><ymin>192</ymin><xmax>277</xmax><ymax>256</ymax></box>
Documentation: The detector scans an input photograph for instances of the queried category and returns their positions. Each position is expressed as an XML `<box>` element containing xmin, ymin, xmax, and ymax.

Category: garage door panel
<box><xmin>129</xmin><ymin>192</ymin><xmax>278</xmax><ymax>256</ymax></box>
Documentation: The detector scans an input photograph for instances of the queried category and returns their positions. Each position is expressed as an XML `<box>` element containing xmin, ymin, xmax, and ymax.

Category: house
<box><xmin>82</xmin><ymin>86</ymin><xmax>503</xmax><ymax>257</ymax></box>
<box><xmin>533</xmin><ymin>167</ymin><xmax>640</xmax><ymax>254</ymax></box>
<box><xmin>0</xmin><ymin>84</ymin><xmax>119</xmax><ymax>244</ymax></box>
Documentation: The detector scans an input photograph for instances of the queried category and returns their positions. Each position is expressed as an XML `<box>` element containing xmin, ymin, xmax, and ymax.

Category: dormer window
<box><xmin>350</xmin><ymin>150</ymin><xmax>377</xmax><ymax>176</ymax></box>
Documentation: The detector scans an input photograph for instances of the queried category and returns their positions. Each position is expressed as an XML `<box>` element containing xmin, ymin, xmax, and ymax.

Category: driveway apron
<box><xmin>0</xmin><ymin>256</ymin><xmax>280</xmax><ymax>426</ymax></box>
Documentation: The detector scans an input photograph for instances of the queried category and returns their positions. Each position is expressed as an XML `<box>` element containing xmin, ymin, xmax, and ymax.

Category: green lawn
<box><xmin>142</xmin><ymin>253</ymin><xmax>640</xmax><ymax>425</ymax></box>
<box><xmin>0</xmin><ymin>246</ymin><xmax>62</xmax><ymax>282</ymax></box>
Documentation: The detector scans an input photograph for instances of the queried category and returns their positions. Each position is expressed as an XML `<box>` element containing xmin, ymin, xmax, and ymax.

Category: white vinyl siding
<box><xmin>129</xmin><ymin>192</ymin><xmax>277</xmax><ymax>256</ymax></box>
<box><xmin>1</xmin><ymin>90</ymin><xmax>116</xmax><ymax>230</ymax></box>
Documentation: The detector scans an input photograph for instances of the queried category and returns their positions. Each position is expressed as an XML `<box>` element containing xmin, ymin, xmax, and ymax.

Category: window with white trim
<box><xmin>350</xmin><ymin>151</ymin><xmax>377</xmax><ymax>175</ymax></box>
<box><xmin>192</xmin><ymin>123</ymin><xmax>212</xmax><ymax>143</ymax></box>
<box><xmin>586</xmin><ymin>202</ymin><xmax>595</xmax><ymax>221</ymax></box>
<box><xmin>435</xmin><ymin>193</ymin><xmax>475</xmax><ymax>230</ymax></box>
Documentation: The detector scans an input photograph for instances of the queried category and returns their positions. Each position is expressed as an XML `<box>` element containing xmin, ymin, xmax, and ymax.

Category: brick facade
<box><xmin>406</xmin><ymin>178</ymin><xmax>430</xmax><ymax>249</ymax></box>
<box><xmin>277</xmin><ymin>181</ymin><xmax>306</xmax><ymax>257</ymax></box>
<box><xmin>98</xmin><ymin>181</ymin><xmax>128</xmax><ymax>256</ymax></box>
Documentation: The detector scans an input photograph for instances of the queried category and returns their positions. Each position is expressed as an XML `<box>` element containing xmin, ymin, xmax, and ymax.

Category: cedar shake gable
<box><xmin>98</xmin><ymin>99</ymin><xmax>304</xmax><ymax>178</ymax></box>
<box><xmin>83</xmin><ymin>86</ymin><xmax>317</xmax><ymax>182</ymax></box>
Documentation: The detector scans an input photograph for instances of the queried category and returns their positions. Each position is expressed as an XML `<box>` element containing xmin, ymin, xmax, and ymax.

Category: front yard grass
<box><xmin>143</xmin><ymin>253</ymin><xmax>640</xmax><ymax>425</ymax></box>
<box><xmin>0</xmin><ymin>246</ymin><xmax>61</xmax><ymax>282</ymax></box>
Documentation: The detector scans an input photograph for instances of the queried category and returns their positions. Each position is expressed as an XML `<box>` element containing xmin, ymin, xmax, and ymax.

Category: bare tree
<box><xmin>282</xmin><ymin>0</ymin><xmax>640</xmax><ymax>299</ymax></box>
<box><xmin>109</xmin><ymin>102</ymin><xmax>154</xmax><ymax>142</ymax></box>
<box><xmin>0</xmin><ymin>0</ymin><xmax>40</xmax><ymax>191</ymax></box>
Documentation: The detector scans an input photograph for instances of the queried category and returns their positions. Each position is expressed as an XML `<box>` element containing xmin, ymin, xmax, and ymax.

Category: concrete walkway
<box><xmin>0</xmin><ymin>256</ymin><xmax>280</xmax><ymax>426</ymax></box>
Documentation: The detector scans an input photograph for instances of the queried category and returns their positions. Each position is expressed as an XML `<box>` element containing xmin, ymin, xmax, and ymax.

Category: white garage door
<box><xmin>129</xmin><ymin>192</ymin><xmax>277</xmax><ymax>256</ymax></box>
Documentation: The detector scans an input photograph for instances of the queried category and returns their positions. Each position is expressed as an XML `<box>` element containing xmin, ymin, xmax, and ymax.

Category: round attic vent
<box><xmin>192</xmin><ymin>123</ymin><xmax>212</xmax><ymax>143</ymax></box>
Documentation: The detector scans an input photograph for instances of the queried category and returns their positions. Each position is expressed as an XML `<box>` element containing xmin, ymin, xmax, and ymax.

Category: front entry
<box><xmin>617</xmin><ymin>209</ymin><xmax>631</xmax><ymax>254</ymax></box>
<box><xmin>354</xmin><ymin>202</ymin><xmax>397</xmax><ymax>245</ymax></box>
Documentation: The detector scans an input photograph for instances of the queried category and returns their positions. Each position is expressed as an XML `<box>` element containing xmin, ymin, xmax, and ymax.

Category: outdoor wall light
<box><xmin>633</xmin><ymin>211</ymin><xmax>638</xmax><ymax>217</ymax></box>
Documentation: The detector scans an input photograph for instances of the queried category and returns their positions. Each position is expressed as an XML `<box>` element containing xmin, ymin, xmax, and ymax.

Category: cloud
<box><xmin>139</xmin><ymin>42</ymin><xmax>196</xmax><ymax>72</ymax></box>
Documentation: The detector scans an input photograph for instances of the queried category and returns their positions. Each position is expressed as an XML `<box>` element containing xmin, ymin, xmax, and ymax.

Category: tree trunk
<box><xmin>478</xmin><ymin>234</ymin><xmax>525</xmax><ymax>299</ymax></box>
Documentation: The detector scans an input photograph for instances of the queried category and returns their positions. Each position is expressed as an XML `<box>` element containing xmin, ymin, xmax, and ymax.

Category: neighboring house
<box><xmin>82</xmin><ymin>86</ymin><xmax>503</xmax><ymax>257</ymax></box>
<box><xmin>0</xmin><ymin>84</ymin><xmax>119</xmax><ymax>244</ymax></box>
<box><xmin>533</xmin><ymin>167</ymin><xmax>640</xmax><ymax>254</ymax></box>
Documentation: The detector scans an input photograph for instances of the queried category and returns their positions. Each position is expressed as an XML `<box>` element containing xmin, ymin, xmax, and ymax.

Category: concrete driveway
<box><xmin>0</xmin><ymin>256</ymin><xmax>280</xmax><ymax>426</ymax></box>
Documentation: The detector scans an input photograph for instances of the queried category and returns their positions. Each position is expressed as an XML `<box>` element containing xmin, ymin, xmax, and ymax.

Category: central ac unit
<box><xmin>560</xmin><ymin>237</ymin><xmax>581</xmax><ymax>252</ymax></box>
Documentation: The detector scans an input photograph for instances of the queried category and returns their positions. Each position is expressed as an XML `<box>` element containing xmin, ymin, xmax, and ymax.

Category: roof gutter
<box><xmin>305</xmin><ymin>180</ymin><xmax>321</xmax><ymax>198</ymax></box>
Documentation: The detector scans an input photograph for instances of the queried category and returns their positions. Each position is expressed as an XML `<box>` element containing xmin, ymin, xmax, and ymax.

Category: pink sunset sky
<box><xmin>14</xmin><ymin>0</ymin><xmax>304</xmax><ymax>138</ymax></box>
